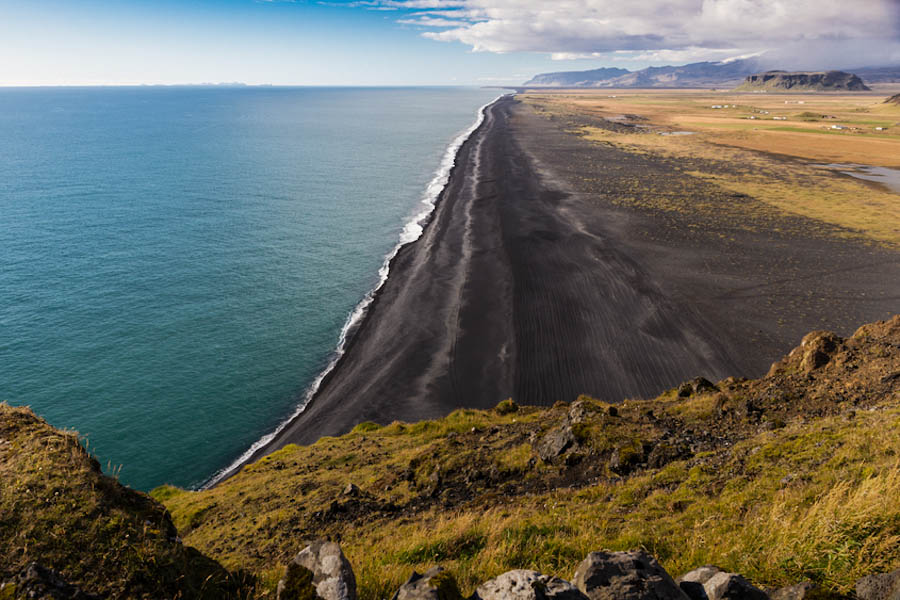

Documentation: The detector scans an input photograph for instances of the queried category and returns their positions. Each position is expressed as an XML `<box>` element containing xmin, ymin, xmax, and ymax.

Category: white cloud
<box><xmin>371</xmin><ymin>0</ymin><xmax>900</xmax><ymax>66</ymax></box>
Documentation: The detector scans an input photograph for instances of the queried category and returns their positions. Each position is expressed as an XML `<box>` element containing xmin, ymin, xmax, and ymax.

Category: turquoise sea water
<box><xmin>0</xmin><ymin>86</ymin><xmax>498</xmax><ymax>491</ymax></box>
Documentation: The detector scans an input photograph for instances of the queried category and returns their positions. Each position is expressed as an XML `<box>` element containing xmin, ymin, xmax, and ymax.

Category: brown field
<box><xmin>520</xmin><ymin>87</ymin><xmax>900</xmax><ymax>247</ymax></box>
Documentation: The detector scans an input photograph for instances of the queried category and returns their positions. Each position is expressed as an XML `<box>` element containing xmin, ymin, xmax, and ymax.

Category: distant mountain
<box><xmin>523</xmin><ymin>58</ymin><xmax>762</xmax><ymax>88</ymax></box>
<box><xmin>852</xmin><ymin>65</ymin><xmax>900</xmax><ymax>83</ymax></box>
<box><xmin>734</xmin><ymin>71</ymin><xmax>871</xmax><ymax>92</ymax></box>
<box><xmin>523</xmin><ymin>59</ymin><xmax>900</xmax><ymax>88</ymax></box>
<box><xmin>525</xmin><ymin>67</ymin><xmax>630</xmax><ymax>87</ymax></box>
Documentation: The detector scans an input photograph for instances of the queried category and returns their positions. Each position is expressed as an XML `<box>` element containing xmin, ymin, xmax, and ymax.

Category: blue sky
<box><xmin>0</xmin><ymin>0</ymin><xmax>568</xmax><ymax>85</ymax></box>
<box><xmin>2</xmin><ymin>0</ymin><xmax>897</xmax><ymax>86</ymax></box>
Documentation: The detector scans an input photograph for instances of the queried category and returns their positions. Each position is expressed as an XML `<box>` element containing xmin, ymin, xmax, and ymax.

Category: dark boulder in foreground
<box><xmin>573</xmin><ymin>550</ymin><xmax>689</xmax><ymax>600</ymax></box>
<box><xmin>475</xmin><ymin>569</ymin><xmax>587</xmax><ymax>599</ymax></box>
<box><xmin>856</xmin><ymin>568</ymin><xmax>900</xmax><ymax>600</ymax></box>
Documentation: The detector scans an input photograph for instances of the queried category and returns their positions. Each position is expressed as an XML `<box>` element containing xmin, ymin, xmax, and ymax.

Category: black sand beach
<box><xmin>228</xmin><ymin>95</ymin><xmax>900</xmax><ymax>475</ymax></box>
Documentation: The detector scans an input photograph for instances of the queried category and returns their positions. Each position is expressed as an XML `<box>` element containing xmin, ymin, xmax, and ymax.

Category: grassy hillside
<box><xmin>2</xmin><ymin>317</ymin><xmax>897</xmax><ymax>598</ymax></box>
<box><xmin>0</xmin><ymin>403</ymin><xmax>249</xmax><ymax>598</ymax></box>
<box><xmin>155</xmin><ymin>316</ymin><xmax>900</xmax><ymax>599</ymax></box>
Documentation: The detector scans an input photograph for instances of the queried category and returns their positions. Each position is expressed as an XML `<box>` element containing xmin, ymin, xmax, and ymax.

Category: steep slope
<box><xmin>160</xmin><ymin>316</ymin><xmax>900</xmax><ymax>599</ymax></box>
<box><xmin>735</xmin><ymin>71</ymin><xmax>871</xmax><ymax>91</ymax></box>
<box><xmin>0</xmin><ymin>404</ymin><xmax>247</xmax><ymax>599</ymax></box>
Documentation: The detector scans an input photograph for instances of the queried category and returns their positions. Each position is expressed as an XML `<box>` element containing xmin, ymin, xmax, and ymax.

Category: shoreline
<box><xmin>211</xmin><ymin>94</ymin><xmax>900</xmax><ymax>486</ymax></box>
<box><xmin>204</xmin><ymin>95</ymin><xmax>504</xmax><ymax>488</ymax></box>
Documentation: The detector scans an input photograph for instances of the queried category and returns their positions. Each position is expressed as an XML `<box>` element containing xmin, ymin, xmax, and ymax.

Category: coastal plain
<box><xmin>236</xmin><ymin>89</ymin><xmax>900</xmax><ymax>470</ymax></box>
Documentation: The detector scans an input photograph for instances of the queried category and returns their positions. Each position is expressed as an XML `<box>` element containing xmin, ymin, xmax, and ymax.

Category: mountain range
<box><xmin>523</xmin><ymin>58</ymin><xmax>900</xmax><ymax>88</ymax></box>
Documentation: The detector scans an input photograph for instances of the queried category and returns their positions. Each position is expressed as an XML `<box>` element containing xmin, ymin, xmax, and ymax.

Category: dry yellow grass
<box><xmin>522</xmin><ymin>90</ymin><xmax>900</xmax><ymax>247</ymax></box>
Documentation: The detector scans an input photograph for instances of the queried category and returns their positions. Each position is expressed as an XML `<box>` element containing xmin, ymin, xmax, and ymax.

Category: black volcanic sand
<box><xmin>231</xmin><ymin>95</ymin><xmax>900</xmax><ymax>473</ymax></box>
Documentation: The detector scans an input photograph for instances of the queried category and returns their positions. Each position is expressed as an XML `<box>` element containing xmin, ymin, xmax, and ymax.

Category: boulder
<box><xmin>768</xmin><ymin>581</ymin><xmax>817</xmax><ymax>600</ymax></box>
<box><xmin>474</xmin><ymin>569</ymin><xmax>587</xmax><ymax>599</ymax></box>
<box><xmin>391</xmin><ymin>566</ymin><xmax>463</xmax><ymax>600</ymax></box>
<box><xmin>703</xmin><ymin>572</ymin><xmax>768</xmax><ymax>600</ymax></box>
<box><xmin>856</xmin><ymin>568</ymin><xmax>900</xmax><ymax>600</ymax></box>
<box><xmin>284</xmin><ymin>540</ymin><xmax>356</xmax><ymax>600</ymax></box>
<box><xmin>536</xmin><ymin>425</ymin><xmax>576</xmax><ymax>461</ymax></box>
<box><xmin>573</xmin><ymin>550</ymin><xmax>689</xmax><ymax>600</ymax></box>
<box><xmin>677</xmin><ymin>566</ymin><xmax>724</xmax><ymax>600</ymax></box>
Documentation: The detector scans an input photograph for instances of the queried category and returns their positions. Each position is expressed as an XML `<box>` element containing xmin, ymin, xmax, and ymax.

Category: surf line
<box><xmin>202</xmin><ymin>94</ymin><xmax>507</xmax><ymax>489</ymax></box>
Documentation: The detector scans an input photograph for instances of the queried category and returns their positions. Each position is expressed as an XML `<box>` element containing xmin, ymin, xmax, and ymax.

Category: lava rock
<box><xmin>475</xmin><ymin>569</ymin><xmax>587</xmax><ymax>599</ymax></box>
<box><xmin>703</xmin><ymin>572</ymin><xmax>768</xmax><ymax>600</ymax></box>
<box><xmin>391</xmin><ymin>566</ymin><xmax>463</xmax><ymax>600</ymax></box>
<box><xmin>856</xmin><ymin>568</ymin><xmax>900</xmax><ymax>600</ymax></box>
<box><xmin>768</xmin><ymin>581</ymin><xmax>817</xmax><ymax>600</ymax></box>
<box><xmin>573</xmin><ymin>550</ymin><xmax>689</xmax><ymax>600</ymax></box>
<box><xmin>678</xmin><ymin>378</ymin><xmax>718</xmax><ymax>398</ymax></box>
<box><xmin>537</xmin><ymin>425</ymin><xmax>576</xmax><ymax>461</ymax></box>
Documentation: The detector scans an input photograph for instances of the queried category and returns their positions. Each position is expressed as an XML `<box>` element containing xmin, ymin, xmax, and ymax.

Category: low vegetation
<box><xmin>521</xmin><ymin>90</ymin><xmax>900</xmax><ymax>247</ymax></box>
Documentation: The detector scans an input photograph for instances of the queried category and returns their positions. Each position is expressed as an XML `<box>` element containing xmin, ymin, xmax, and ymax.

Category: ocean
<box><xmin>0</xmin><ymin>86</ymin><xmax>499</xmax><ymax>491</ymax></box>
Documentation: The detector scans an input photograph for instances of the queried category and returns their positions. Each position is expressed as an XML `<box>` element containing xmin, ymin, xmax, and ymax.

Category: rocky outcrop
<box><xmin>573</xmin><ymin>550</ymin><xmax>689</xmax><ymax>600</ymax></box>
<box><xmin>278</xmin><ymin>541</ymin><xmax>356</xmax><ymax>600</ymax></box>
<box><xmin>474</xmin><ymin>569</ymin><xmax>587</xmax><ymax>599</ymax></box>
<box><xmin>885</xmin><ymin>94</ymin><xmax>900</xmax><ymax>105</ymax></box>
<box><xmin>735</xmin><ymin>71</ymin><xmax>870</xmax><ymax>91</ymax></box>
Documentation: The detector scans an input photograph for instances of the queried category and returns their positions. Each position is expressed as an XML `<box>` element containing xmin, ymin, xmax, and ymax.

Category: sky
<box><xmin>1</xmin><ymin>0</ymin><xmax>898</xmax><ymax>86</ymax></box>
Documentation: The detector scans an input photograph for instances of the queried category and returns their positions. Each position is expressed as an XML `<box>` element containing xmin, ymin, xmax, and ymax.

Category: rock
<box><xmin>646</xmin><ymin>442</ymin><xmax>691</xmax><ymax>469</ymax></box>
<box><xmin>288</xmin><ymin>540</ymin><xmax>357</xmax><ymax>600</ymax></box>
<box><xmin>856</xmin><ymin>568</ymin><xmax>900</xmax><ymax>600</ymax></box>
<box><xmin>678</xmin><ymin>378</ymin><xmax>718</xmax><ymax>398</ymax></box>
<box><xmin>573</xmin><ymin>550</ymin><xmax>689</xmax><ymax>600</ymax></box>
<box><xmin>475</xmin><ymin>569</ymin><xmax>588</xmax><ymax>599</ymax></box>
<box><xmin>678</xmin><ymin>565</ymin><xmax>723</xmax><ymax>599</ymax></box>
<box><xmin>5</xmin><ymin>562</ymin><xmax>98</xmax><ymax>599</ymax></box>
<box><xmin>343</xmin><ymin>483</ymin><xmax>360</xmax><ymax>497</ymax></box>
<box><xmin>703</xmin><ymin>572</ymin><xmax>768</xmax><ymax>600</ymax></box>
<box><xmin>537</xmin><ymin>425</ymin><xmax>576</xmax><ymax>461</ymax></box>
<box><xmin>608</xmin><ymin>445</ymin><xmax>643</xmax><ymax>475</ymax></box>
<box><xmin>277</xmin><ymin>562</ymin><xmax>322</xmax><ymax>600</ymax></box>
<box><xmin>799</xmin><ymin>331</ymin><xmax>842</xmax><ymax>372</ymax></box>
<box><xmin>768</xmin><ymin>581</ymin><xmax>817</xmax><ymax>600</ymax></box>
<box><xmin>391</xmin><ymin>566</ymin><xmax>463</xmax><ymax>600</ymax></box>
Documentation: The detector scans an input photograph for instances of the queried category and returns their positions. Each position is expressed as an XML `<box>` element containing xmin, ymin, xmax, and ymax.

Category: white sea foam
<box><xmin>202</xmin><ymin>94</ymin><xmax>504</xmax><ymax>489</ymax></box>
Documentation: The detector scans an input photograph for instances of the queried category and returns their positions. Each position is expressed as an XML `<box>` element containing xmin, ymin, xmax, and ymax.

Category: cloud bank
<box><xmin>382</xmin><ymin>0</ymin><xmax>900</xmax><ymax>67</ymax></box>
